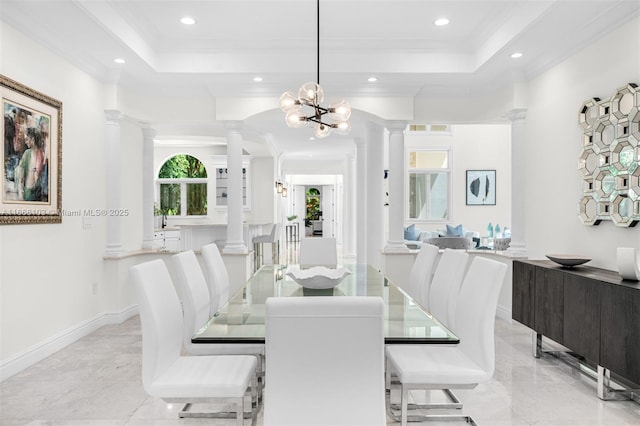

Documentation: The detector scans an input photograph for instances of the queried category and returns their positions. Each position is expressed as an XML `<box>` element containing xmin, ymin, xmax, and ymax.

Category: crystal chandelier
<box><xmin>279</xmin><ymin>0</ymin><xmax>351</xmax><ymax>138</ymax></box>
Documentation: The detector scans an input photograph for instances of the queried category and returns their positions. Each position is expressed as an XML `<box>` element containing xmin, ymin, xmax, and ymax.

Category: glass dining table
<box><xmin>192</xmin><ymin>263</ymin><xmax>459</xmax><ymax>345</ymax></box>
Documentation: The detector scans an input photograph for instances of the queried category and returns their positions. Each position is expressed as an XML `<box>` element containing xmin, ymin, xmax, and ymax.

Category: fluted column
<box><xmin>506</xmin><ymin>108</ymin><xmax>528</xmax><ymax>255</ymax></box>
<box><xmin>223</xmin><ymin>121</ymin><xmax>247</xmax><ymax>254</ymax></box>
<box><xmin>104</xmin><ymin>110</ymin><xmax>125</xmax><ymax>255</ymax></box>
<box><xmin>355</xmin><ymin>138</ymin><xmax>368</xmax><ymax>264</ymax></box>
<box><xmin>366</xmin><ymin>122</ymin><xmax>384</xmax><ymax>269</ymax></box>
<box><xmin>384</xmin><ymin>120</ymin><xmax>409</xmax><ymax>252</ymax></box>
<box><xmin>141</xmin><ymin>127</ymin><xmax>156</xmax><ymax>249</ymax></box>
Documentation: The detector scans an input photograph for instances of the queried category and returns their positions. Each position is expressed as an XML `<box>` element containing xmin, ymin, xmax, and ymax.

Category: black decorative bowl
<box><xmin>545</xmin><ymin>254</ymin><xmax>591</xmax><ymax>268</ymax></box>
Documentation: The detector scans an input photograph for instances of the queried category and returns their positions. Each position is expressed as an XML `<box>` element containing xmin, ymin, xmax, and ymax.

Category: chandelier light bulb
<box><xmin>314</xmin><ymin>123</ymin><xmax>332</xmax><ymax>138</ymax></box>
<box><xmin>285</xmin><ymin>110</ymin><xmax>307</xmax><ymax>128</ymax></box>
<box><xmin>329</xmin><ymin>99</ymin><xmax>351</xmax><ymax>121</ymax></box>
<box><xmin>280</xmin><ymin>91</ymin><xmax>300</xmax><ymax>112</ymax></box>
<box><xmin>299</xmin><ymin>82</ymin><xmax>324</xmax><ymax>104</ymax></box>
<box><xmin>335</xmin><ymin>121</ymin><xmax>351</xmax><ymax>135</ymax></box>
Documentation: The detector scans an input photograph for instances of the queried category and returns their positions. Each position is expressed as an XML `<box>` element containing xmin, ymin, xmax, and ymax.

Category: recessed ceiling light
<box><xmin>434</xmin><ymin>18</ymin><xmax>450</xmax><ymax>26</ymax></box>
<box><xmin>309</xmin><ymin>137</ymin><xmax>316</xmax><ymax>141</ymax></box>
<box><xmin>511</xmin><ymin>52</ymin><xmax>523</xmax><ymax>59</ymax></box>
<box><xmin>113</xmin><ymin>58</ymin><xmax>125</xmax><ymax>64</ymax></box>
<box><xmin>368</xmin><ymin>76</ymin><xmax>378</xmax><ymax>82</ymax></box>
<box><xmin>180</xmin><ymin>16</ymin><xmax>196</xmax><ymax>25</ymax></box>
<box><xmin>253</xmin><ymin>76</ymin><xmax>263</xmax><ymax>82</ymax></box>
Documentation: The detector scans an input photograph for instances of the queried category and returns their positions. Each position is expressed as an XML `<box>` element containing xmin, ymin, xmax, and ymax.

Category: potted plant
<box><xmin>154</xmin><ymin>202</ymin><xmax>168</xmax><ymax>229</ymax></box>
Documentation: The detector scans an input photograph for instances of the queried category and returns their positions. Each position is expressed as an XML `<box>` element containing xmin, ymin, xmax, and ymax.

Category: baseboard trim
<box><xmin>0</xmin><ymin>305</ymin><xmax>138</xmax><ymax>382</ymax></box>
<box><xmin>496</xmin><ymin>305</ymin><xmax>513</xmax><ymax>323</ymax></box>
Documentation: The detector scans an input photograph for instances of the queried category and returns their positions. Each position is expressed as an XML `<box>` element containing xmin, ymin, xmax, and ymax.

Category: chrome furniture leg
<box><xmin>598</xmin><ymin>365</ymin><xmax>611</xmax><ymax>400</ymax></box>
<box><xmin>597</xmin><ymin>365</ymin><xmax>639</xmax><ymax>402</ymax></box>
<box><xmin>386</xmin><ymin>356</ymin><xmax>463</xmax><ymax>411</ymax></box>
<box><xmin>531</xmin><ymin>333</ymin><xmax>638</xmax><ymax>402</ymax></box>
<box><xmin>386</xmin><ymin>383</ymin><xmax>476</xmax><ymax>426</ymax></box>
<box><xmin>179</xmin><ymin>372</ymin><xmax>259</xmax><ymax>424</ymax></box>
<box><xmin>533</xmin><ymin>331</ymin><xmax>542</xmax><ymax>358</ymax></box>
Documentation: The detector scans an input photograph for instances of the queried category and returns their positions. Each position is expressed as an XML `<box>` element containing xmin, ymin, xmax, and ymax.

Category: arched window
<box><xmin>157</xmin><ymin>154</ymin><xmax>207</xmax><ymax>216</ymax></box>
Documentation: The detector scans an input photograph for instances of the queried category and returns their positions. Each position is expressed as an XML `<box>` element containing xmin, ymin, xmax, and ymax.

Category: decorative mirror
<box><xmin>578</xmin><ymin>83</ymin><xmax>640</xmax><ymax>227</ymax></box>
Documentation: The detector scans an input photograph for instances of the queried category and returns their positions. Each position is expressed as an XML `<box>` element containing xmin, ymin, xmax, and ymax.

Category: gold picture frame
<box><xmin>1</xmin><ymin>75</ymin><xmax>62</xmax><ymax>224</ymax></box>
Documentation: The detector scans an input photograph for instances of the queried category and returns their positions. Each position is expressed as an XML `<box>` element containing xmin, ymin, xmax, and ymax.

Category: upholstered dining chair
<box><xmin>130</xmin><ymin>259</ymin><xmax>257</xmax><ymax>425</ymax></box>
<box><xmin>172</xmin><ymin>251</ymin><xmax>264</xmax><ymax>385</ymax></box>
<box><xmin>200</xmin><ymin>242</ymin><xmax>231</xmax><ymax>316</ymax></box>
<box><xmin>405</xmin><ymin>243</ymin><xmax>440</xmax><ymax>308</ymax></box>
<box><xmin>264</xmin><ymin>296</ymin><xmax>386</xmax><ymax>426</ymax></box>
<box><xmin>252</xmin><ymin>223</ymin><xmax>280</xmax><ymax>269</ymax></box>
<box><xmin>428</xmin><ymin>248</ymin><xmax>470</xmax><ymax>330</ymax></box>
<box><xmin>385</xmin><ymin>256</ymin><xmax>507</xmax><ymax>426</ymax></box>
<box><xmin>298</xmin><ymin>237</ymin><xmax>338</xmax><ymax>267</ymax></box>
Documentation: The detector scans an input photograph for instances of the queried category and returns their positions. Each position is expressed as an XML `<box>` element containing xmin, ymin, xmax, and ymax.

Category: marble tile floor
<box><xmin>2</xmin><ymin>313</ymin><xmax>639</xmax><ymax>426</ymax></box>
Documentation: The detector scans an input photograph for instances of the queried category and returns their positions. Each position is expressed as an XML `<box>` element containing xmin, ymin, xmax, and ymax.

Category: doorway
<box><xmin>306</xmin><ymin>187</ymin><xmax>322</xmax><ymax>236</ymax></box>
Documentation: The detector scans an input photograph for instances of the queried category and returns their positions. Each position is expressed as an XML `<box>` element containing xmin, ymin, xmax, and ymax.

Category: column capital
<box><xmin>385</xmin><ymin>120</ymin><xmax>408</xmax><ymax>133</ymax></box>
<box><xmin>505</xmin><ymin>108</ymin><xmax>528</xmax><ymax>122</ymax></box>
<box><xmin>354</xmin><ymin>137</ymin><xmax>367</xmax><ymax>147</ymax></box>
<box><xmin>104</xmin><ymin>109</ymin><xmax>124</xmax><ymax>124</ymax></box>
<box><xmin>142</xmin><ymin>127</ymin><xmax>156</xmax><ymax>140</ymax></box>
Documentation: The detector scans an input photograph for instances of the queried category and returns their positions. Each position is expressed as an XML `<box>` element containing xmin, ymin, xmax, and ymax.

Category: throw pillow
<box><xmin>404</xmin><ymin>224</ymin><xmax>418</xmax><ymax>241</ymax></box>
<box><xmin>446</xmin><ymin>224</ymin><xmax>464</xmax><ymax>237</ymax></box>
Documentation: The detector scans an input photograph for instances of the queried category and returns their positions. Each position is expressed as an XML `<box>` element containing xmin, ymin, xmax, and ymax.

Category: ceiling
<box><xmin>2</xmin><ymin>0</ymin><xmax>639</xmax><ymax>161</ymax></box>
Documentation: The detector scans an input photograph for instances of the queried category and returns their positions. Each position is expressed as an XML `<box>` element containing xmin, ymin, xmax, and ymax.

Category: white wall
<box><xmin>1</xmin><ymin>24</ymin><xmax>111</xmax><ymax>364</ymax></box>
<box><xmin>524</xmin><ymin>17</ymin><xmax>640</xmax><ymax>269</ymax></box>
<box><xmin>405</xmin><ymin>124</ymin><xmax>512</xmax><ymax>235</ymax></box>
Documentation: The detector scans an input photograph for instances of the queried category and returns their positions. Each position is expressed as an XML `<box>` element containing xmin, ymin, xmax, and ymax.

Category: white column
<box><xmin>104</xmin><ymin>110</ymin><xmax>124</xmax><ymax>255</ymax></box>
<box><xmin>506</xmin><ymin>108</ymin><xmax>528</xmax><ymax>255</ymax></box>
<box><xmin>366</xmin><ymin>122</ymin><xmax>384</xmax><ymax>269</ymax></box>
<box><xmin>355</xmin><ymin>138</ymin><xmax>368</xmax><ymax>264</ymax></box>
<box><xmin>141</xmin><ymin>127</ymin><xmax>156</xmax><ymax>249</ymax></box>
<box><xmin>223</xmin><ymin>121</ymin><xmax>247</xmax><ymax>254</ymax></box>
<box><xmin>343</xmin><ymin>152</ymin><xmax>356</xmax><ymax>258</ymax></box>
<box><xmin>384</xmin><ymin>120</ymin><xmax>409</xmax><ymax>252</ymax></box>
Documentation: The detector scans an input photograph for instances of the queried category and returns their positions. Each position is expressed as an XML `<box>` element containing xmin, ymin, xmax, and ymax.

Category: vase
<box><xmin>617</xmin><ymin>247</ymin><xmax>640</xmax><ymax>281</ymax></box>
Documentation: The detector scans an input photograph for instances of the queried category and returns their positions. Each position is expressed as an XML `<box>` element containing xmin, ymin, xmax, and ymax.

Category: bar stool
<box><xmin>253</xmin><ymin>224</ymin><xmax>280</xmax><ymax>269</ymax></box>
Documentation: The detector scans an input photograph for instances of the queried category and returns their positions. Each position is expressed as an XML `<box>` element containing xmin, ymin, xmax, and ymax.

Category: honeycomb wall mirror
<box><xmin>578</xmin><ymin>83</ymin><xmax>640</xmax><ymax>227</ymax></box>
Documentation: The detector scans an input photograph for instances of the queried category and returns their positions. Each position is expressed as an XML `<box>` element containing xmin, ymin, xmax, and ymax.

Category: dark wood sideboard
<box><xmin>512</xmin><ymin>259</ymin><xmax>640</xmax><ymax>397</ymax></box>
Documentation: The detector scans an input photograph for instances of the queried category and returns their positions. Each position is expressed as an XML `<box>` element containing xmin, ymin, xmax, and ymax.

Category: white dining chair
<box><xmin>172</xmin><ymin>251</ymin><xmax>264</xmax><ymax>388</ymax></box>
<box><xmin>252</xmin><ymin>223</ymin><xmax>280</xmax><ymax>268</ymax></box>
<box><xmin>200</xmin><ymin>242</ymin><xmax>231</xmax><ymax>316</ymax></box>
<box><xmin>130</xmin><ymin>259</ymin><xmax>257</xmax><ymax>425</ymax></box>
<box><xmin>385</xmin><ymin>256</ymin><xmax>507</xmax><ymax>426</ymax></box>
<box><xmin>405</xmin><ymin>243</ymin><xmax>440</xmax><ymax>308</ymax></box>
<box><xmin>264</xmin><ymin>296</ymin><xmax>386</xmax><ymax>426</ymax></box>
<box><xmin>298</xmin><ymin>237</ymin><xmax>338</xmax><ymax>267</ymax></box>
<box><xmin>428</xmin><ymin>248</ymin><xmax>470</xmax><ymax>330</ymax></box>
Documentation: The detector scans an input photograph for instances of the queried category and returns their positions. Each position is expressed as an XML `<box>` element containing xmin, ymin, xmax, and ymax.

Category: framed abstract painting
<box><xmin>466</xmin><ymin>170</ymin><xmax>496</xmax><ymax>206</ymax></box>
<box><xmin>1</xmin><ymin>75</ymin><xmax>62</xmax><ymax>224</ymax></box>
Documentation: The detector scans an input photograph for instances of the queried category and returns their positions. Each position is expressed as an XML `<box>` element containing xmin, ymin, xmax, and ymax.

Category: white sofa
<box><xmin>404</xmin><ymin>224</ymin><xmax>479</xmax><ymax>250</ymax></box>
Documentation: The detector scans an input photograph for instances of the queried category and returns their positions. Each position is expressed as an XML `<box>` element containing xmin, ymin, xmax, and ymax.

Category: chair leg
<box><xmin>386</xmin><ymin>384</ymin><xmax>476</xmax><ymax>426</ymax></box>
<box><xmin>236</xmin><ymin>396</ymin><xmax>244</xmax><ymax>426</ymax></box>
<box><xmin>390</xmin><ymin>388</ymin><xmax>463</xmax><ymax>411</ymax></box>
<box><xmin>401</xmin><ymin>385</ymin><xmax>409</xmax><ymax>426</ymax></box>
<box><xmin>178</xmin><ymin>402</ymin><xmax>254</xmax><ymax>419</ymax></box>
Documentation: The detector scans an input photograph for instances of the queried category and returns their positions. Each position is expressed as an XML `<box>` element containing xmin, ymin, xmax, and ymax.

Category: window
<box><xmin>157</xmin><ymin>154</ymin><xmax>207</xmax><ymax>216</ymax></box>
<box><xmin>407</xmin><ymin>149</ymin><xmax>450</xmax><ymax>221</ymax></box>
